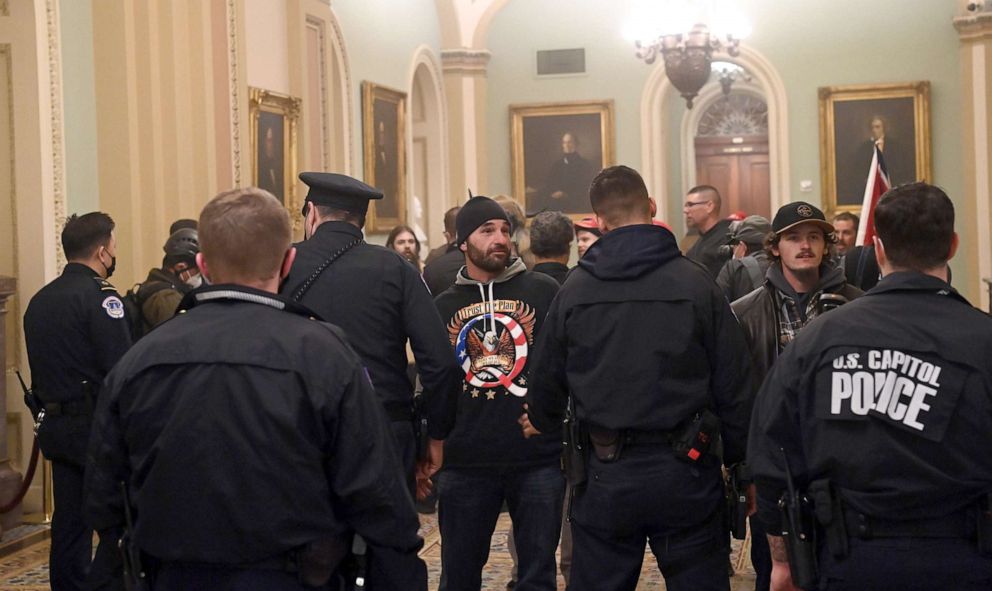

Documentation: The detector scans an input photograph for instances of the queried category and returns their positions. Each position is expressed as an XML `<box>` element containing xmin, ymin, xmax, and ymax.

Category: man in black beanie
<box><xmin>433</xmin><ymin>196</ymin><xmax>565</xmax><ymax>591</ymax></box>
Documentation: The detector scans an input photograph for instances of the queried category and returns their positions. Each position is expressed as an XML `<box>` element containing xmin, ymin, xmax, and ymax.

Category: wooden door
<box><xmin>695</xmin><ymin>135</ymin><xmax>771</xmax><ymax>219</ymax></box>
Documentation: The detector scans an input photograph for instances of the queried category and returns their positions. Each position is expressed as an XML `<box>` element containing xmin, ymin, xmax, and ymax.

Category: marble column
<box><xmin>954</xmin><ymin>10</ymin><xmax>992</xmax><ymax>312</ymax></box>
<box><xmin>441</xmin><ymin>48</ymin><xmax>491</xmax><ymax>200</ymax></box>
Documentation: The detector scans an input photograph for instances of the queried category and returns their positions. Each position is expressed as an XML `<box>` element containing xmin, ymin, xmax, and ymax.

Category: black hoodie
<box><xmin>434</xmin><ymin>259</ymin><xmax>561</xmax><ymax>469</ymax></box>
<box><xmin>526</xmin><ymin>224</ymin><xmax>753</xmax><ymax>465</ymax></box>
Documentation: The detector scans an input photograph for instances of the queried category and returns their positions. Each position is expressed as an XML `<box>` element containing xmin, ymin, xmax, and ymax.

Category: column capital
<box><xmin>441</xmin><ymin>48</ymin><xmax>492</xmax><ymax>76</ymax></box>
<box><xmin>955</xmin><ymin>12</ymin><xmax>992</xmax><ymax>42</ymax></box>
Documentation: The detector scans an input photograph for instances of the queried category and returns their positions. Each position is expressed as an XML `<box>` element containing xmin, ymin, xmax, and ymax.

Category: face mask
<box><xmin>184</xmin><ymin>274</ymin><xmax>203</xmax><ymax>289</ymax></box>
<box><xmin>101</xmin><ymin>249</ymin><xmax>116</xmax><ymax>278</ymax></box>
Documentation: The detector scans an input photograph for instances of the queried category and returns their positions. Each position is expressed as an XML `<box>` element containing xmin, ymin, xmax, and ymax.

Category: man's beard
<box><xmin>466</xmin><ymin>241</ymin><xmax>510</xmax><ymax>273</ymax></box>
<box><xmin>401</xmin><ymin>250</ymin><xmax>419</xmax><ymax>265</ymax></box>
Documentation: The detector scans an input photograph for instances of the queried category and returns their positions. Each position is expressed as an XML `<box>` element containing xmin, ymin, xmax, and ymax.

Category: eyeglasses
<box><xmin>683</xmin><ymin>200</ymin><xmax>711</xmax><ymax>208</ymax></box>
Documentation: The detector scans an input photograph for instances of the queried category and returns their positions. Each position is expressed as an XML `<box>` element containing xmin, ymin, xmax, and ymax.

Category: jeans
<box><xmin>567</xmin><ymin>445</ymin><xmax>729</xmax><ymax>591</ymax></box>
<box><xmin>438</xmin><ymin>464</ymin><xmax>564</xmax><ymax>591</ymax></box>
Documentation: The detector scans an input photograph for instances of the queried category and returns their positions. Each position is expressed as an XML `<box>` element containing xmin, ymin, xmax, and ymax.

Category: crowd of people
<box><xmin>21</xmin><ymin>164</ymin><xmax>992</xmax><ymax>591</ymax></box>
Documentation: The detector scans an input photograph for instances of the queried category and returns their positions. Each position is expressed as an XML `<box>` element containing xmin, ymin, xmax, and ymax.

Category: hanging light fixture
<box><xmin>625</xmin><ymin>0</ymin><xmax>751</xmax><ymax>108</ymax></box>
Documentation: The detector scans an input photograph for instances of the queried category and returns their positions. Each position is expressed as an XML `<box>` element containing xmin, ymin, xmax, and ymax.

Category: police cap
<box><xmin>299</xmin><ymin>172</ymin><xmax>383</xmax><ymax>216</ymax></box>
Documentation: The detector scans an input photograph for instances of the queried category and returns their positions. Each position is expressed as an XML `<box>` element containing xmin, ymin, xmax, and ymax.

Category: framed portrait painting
<box><xmin>510</xmin><ymin>100</ymin><xmax>615</xmax><ymax>217</ymax></box>
<box><xmin>249</xmin><ymin>88</ymin><xmax>301</xmax><ymax>212</ymax></box>
<box><xmin>819</xmin><ymin>81</ymin><xmax>931</xmax><ymax>213</ymax></box>
<box><xmin>362</xmin><ymin>82</ymin><xmax>407</xmax><ymax>233</ymax></box>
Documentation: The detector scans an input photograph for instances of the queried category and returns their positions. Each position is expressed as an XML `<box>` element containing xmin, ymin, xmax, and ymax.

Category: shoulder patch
<box><xmin>102</xmin><ymin>296</ymin><xmax>126</xmax><ymax>319</ymax></box>
<box><xmin>93</xmin><ymin>276</ymin><xmax>119</xmax><ymax>292</ymax></box>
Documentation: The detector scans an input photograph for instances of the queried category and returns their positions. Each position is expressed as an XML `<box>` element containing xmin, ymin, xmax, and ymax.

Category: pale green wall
<box><xmin>331</xmin><ymin>0</ymin><xmax>443</xmax><ymax>241</ymax></box>
<box><xmin>60</xmin><ymin>0</ymin><xmax>100</xmax><ymax>215</ymax></box>
<box><xmin>486</xmin><ymin>0</ymin><xmax>966</xmax><ymax>277</ymax></box>
<box><xmin>332</xmin><ymin>0</ymin><xmax>442</xmax><ymax>190</ymax></box>
<box><xmin>485</xmin><ymin>0</ymin><xmax>646</xmax><ymax>196</ymax></box>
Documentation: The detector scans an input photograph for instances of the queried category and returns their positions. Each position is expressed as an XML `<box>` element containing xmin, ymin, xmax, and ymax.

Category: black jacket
<box><xmin>23</xmin><ymin>263</ymin><xmax>132</xmax><ymax>465</ymax></box>
<box><xmin>281</xmin><ymin>221</ymin><xmax>460</xmax><ymax>440</ymax></box>
<box><xmin>423</xmin><ymin>244</ymin><xmax>463</xmax><ymax>297</ymax></box>
<box><xmin>731</xmin><ymin>263</ymin><xmax>863</xmax><ymax>394</ymax></box>
<box><xmin>747</xmin><ymin>272</ymin><xmax>992</xmax><ymax>534</ymax></box>
<box><xmin>434</xmin><ymin>259</ymin><xmax>561</xmax><ymax>469</ymax></box>
<box><xmin>532</xmin><ymin>261</ymin><xmax>570</xmax><ymax>285</ymax></box>
<box><xmin>686</xmin><ymin>218</ymin><xmax>733</xmax><ymax>279</ymax></box>
<box><xmin>526</xmin><ymin>224</ymin><xmax>753</xmax><ymax>465</ymax></box>
<box><xmin>84</xmin><ymin>285</ymin><xmax>426</xmax><ymax>584</ymax></box>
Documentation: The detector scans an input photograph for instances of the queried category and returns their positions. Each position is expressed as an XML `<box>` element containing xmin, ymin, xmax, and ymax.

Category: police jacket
<box><xmin>747</xmin><ymin>272</ymin><xmax>992</xmax><ymax>534</ymax></box>
<box><xmin>732</xmin><ymin>263</ymin><xmax>863</xmax><ymax>393</ymax></box>
<box><xmin>23</xmin><ymin>263</ymin><xmax>132</xmax><ymax>464</ymax></box>
<box><xmin>526</xmin><ymin>224</ymin><xmax>753</xmax><ymax>465</ymax></box>
<box><xmin>84</xmin><ymin>285</ymin><xmax>425</xmax><ymax>570</ymax></box>
<box><xmin>281</xmin><ymin>221</ymin><xmax>460</xmax><ymax>439</ymax></box>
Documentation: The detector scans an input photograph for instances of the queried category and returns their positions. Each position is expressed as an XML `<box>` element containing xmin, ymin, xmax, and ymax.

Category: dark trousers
<box><xmin>389</xmin><ymin>421</ymin><xmax>417</xmax><ymax>497</ymax></box>
<box><xmin>567</xmin><ymin>446</ymin><xmax>729</xmax><ymax>591</ymax></box>
<box><xmin>153</xmin><ymin>563</ymin><xmax>322</xmax><ymax>591</ymax></box>
<box><xmin>816</xmin><ymin>537</ymin><xmax>992</xmax><ymax>590</ymax></box>
<box><xmin>749</xmin><ymin>515</ymin><xmax>771</xmax><ymax>591</ymax></box>
<box><xmin>51</xmin><ymin>461</ymin><xmax>124</xmax><ymax>591</ymax></box>
<box><xmin>438</xmin><ymin>464</ymin><xmax>564</xmax><ymax>591</ymax></box>
<box><xmin>51</xmin><ymin>461</ymin><xmax>90</xmax><ymax>591</ymax></box>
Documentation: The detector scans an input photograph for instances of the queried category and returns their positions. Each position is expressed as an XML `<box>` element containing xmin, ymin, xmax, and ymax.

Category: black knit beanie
<box><xmin>456</xmin><ymin>196</ymin><xmax>510</xmax><ymax>246</ymax></box>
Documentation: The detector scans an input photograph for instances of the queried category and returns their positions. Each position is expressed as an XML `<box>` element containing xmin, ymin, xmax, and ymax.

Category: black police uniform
<box><xmin>526</xmin><ymin>224</ymin><xmax>753</xmax><ymax>591</ymax></box>
<box><xmin>84</xmin><ymin>285</ymin><xmax>427</xmax><ymax>590</ymax></box>
<box><xmin>748</xmin><ymin>271</ymin><xmax>992</xmax><ymax>590</ymax></box>
<box><xmin>281</xmin><ymin>173</ymin><xmax>461</xmax><ymax>492</ymax></box>
<box><xmin>23</xmin><ymin>262</ymin><xmax>132</xmax><ymax>590</ymax></box>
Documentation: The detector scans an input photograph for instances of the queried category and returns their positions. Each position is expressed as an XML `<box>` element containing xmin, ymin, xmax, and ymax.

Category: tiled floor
<box><xmin>0</xmin><ymin>516</ymin><xmax>756</xmax><ymax>590</ymax></box>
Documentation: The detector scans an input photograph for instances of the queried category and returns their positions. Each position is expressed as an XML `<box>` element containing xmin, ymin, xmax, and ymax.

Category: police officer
<box><xmin>84</xmin><ymin>188</ymin><xmax>427</xmax><ymax>590</ymax></box>
<box><xmin>23</xmin><ymin>212</ymin><xmax>132</xmax><ymax>590</ymax></box>
<box><xmin>525</xmin><ymin>166</ymin><xmax>753</xmax><ymax>591</ymax></box>
<box><xmin>748</xmin><ymin>182</ymin><xmax>992</xmax><ymax>591</ymax></box>
<box><xmin>281</xmin><ymin>173</ymin><xmax>461</xmax><ymax>498</ymax></box>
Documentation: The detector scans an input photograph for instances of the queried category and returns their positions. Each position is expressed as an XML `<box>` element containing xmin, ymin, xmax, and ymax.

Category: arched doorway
<box><xmin>408</xmin><ymin>48</ymin><xmax>449</xmax><ymax>253</ymax></box>
<box><xmin>693</xmin><ymin>88</ymin><xmax>771</xmax><ymax>219</ymax></box>
<box><xmin>640</xmin><ymin>45</ymin><xmax>790</xmax><ymax>224</ymax></box>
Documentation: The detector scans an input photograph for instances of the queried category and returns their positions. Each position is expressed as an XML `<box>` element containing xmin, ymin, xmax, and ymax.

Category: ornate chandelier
<box><xmin>626</xmin><ymin>0</ymin><xmax>751</xmax><ymax>108</ymax></box>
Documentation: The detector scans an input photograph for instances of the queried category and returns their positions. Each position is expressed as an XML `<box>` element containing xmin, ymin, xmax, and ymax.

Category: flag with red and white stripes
<box><xmin>856</xmin><ymin>144</ymin><xmax>891</xmax><ymax>246</ymax></box>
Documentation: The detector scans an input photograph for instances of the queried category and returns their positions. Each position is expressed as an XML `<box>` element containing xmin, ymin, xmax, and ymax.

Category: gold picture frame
<box><xmin>818</xmin><ymin>81</ymin><xmax>931</xmax><ymax>215</ymax></box>
<box><xmin>362</xmin><ymin>82</ymin><xmax>407</xmax><ymax>233</ymax></box>
<box><xmin>249</xmin><ymin>88</ymin><xmax>301</xmax><ymax>216</ymax></box>
<box><xmin>510</xmin><ymin>100</ymin><xmax>615</xmax><ymax>218</ymax></box>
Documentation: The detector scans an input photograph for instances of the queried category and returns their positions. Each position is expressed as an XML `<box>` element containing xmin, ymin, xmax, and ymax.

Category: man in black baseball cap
<box><xmin>280</xmin><ymin>172</ymin><xmax>461</xmax><ymax>532</ymax></box>
<box><xmin>730</xmin><ymin>201</ymin><xmax>862</xmax><ymax>591</ymax></box>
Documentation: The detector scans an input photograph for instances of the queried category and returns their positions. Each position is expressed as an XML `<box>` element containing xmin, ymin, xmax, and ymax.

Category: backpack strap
<box><xmin>741</xmin><ymin>256</ymin><xmax>764</xmax><ymax>291</ymax></box>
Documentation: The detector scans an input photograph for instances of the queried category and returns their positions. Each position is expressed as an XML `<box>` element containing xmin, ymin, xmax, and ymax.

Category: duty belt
<box><xmin>620</xmin><ymin>429</ymin><xmax>674</xmax><ymax>446</ymax></box>
<box><xmin>843</xmin><ymin>509</ymin><xmax>974</xmax><ymax>540</ymax></box>
<box><xmin>42</xmin><ymin>399</ymin><xmax>93</xmax><ymax>417</ymax></box>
